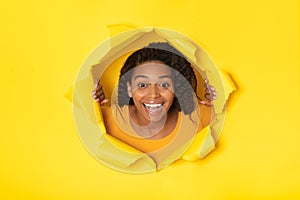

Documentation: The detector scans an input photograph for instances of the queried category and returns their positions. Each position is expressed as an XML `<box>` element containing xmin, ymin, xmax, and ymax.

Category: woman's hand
<box><xmin>92</xmin><ymin>79</ymin><xmax>109</xmax><ymax>106</ymax></box>
<box><xmin>200</xmin><ymin>79</ymin><xmax>217</xmax><ymax>106</ymax></box>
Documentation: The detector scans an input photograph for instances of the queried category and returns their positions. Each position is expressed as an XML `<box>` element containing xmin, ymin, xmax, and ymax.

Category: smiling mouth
<box><xmin>143</xmin><ymin>103</ymin><xmax>164</xmax><ymax>115</ymax></box>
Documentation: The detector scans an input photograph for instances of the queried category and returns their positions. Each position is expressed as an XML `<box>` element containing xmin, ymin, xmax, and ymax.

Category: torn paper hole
<box><xmin>72</xmin><ymin>27</ymin><xmax>236</xmax><ymax>173</ymax></box>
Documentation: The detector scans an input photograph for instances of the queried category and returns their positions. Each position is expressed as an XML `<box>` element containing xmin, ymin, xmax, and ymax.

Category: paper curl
<box><xmin>72</xmin><ymin>26</ymin><xmax>235</xmax><ymax>173</ymax></box>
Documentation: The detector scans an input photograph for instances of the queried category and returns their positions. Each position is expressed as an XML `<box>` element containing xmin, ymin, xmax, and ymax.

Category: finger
<box><xmin>204</xmin><ymin>83</ymin><xmax>215</xmax><ymax>91</ymax></box>
<box><xmin>96</xmin><ymin>94</ymin><xmax>105</xmax><ymax>101</ymax></box>
<box><xmin>199</xmin><ymin>100</ymin><xmax>213</xmax><ymax>106</ymax></box>
<box><xmin>92</xmin><ymin>87</ymin><xmax>100</xmax><ymax>95</ymax></box>
<box><xmin>94</xmin><ymin>78</ymin><xmax>100</xmax><ymax>88</ymax></box>
<box><xmin>95</xmin><ymin>90</ymin><xmax>104</xmax><ymax>97</ymax></box>
<box><xmin>204</xmin><ymin>81</ymin><xmax>209</xmax><ymax>89</ymax></box>
<box><xmin>100</xmin><ymin>99</ymin><xmax>109</xmax><ymax>106</ymax></box>
<box><xmin>205</xmin><ymin>93</ymin><xmax>217</xmax><ymax>100</ymax></box>
<box><xmin>204</xmin><ymin>93</ymin><xmax>212</xmax><ymax>100</ymax></box>
<box><xmin>92</xmin><ymin>91</ymin><xmax>104</xmax><ymax>100</ymax></box>
<box><xmin>209</xmin><ymin>86</ymin><xmax>216</xmax><ymax>91</ymax></box>
<box><xmin>94</xmin><ymin>84</ymin><xmax>103</xmax><ymax>93</ymax></box>
<box><xmin>94</xmin><ymin>96</ymin><xmax>105</xmax><ymax>103</ymax></box>
<box><xmin>92</xmin><ymin>94</ymin><xmax>102</xmax><ymax>100</ymax></box>
<box><xmin>209</xmin><ymin>90</ymin><xmax>217</xmax><ymax>95</ymax></box>
<box><xmin>204</xmin><ymin>83</ymin><xmax>216</xmax><ymax>94</ymax></box>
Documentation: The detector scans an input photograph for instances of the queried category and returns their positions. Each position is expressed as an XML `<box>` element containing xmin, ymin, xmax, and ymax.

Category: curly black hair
<box><xmin>117</xmin><ymin>42</ymin><xmax>199</xmax><ymax>115</ymax></box>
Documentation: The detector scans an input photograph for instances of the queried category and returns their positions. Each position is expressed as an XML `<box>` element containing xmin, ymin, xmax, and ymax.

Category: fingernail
<box><xmin>199</xmin><ymin>100</ymin><xmax>207</xmax><ymax>105</ymax></box>
<box><xmin>102</xmin><ymin>99</ymin><xmax>109</xmax><ymax>104</ymax></box>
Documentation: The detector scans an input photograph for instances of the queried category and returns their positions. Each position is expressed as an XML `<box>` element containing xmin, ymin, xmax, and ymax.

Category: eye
<box><xmin>159</xmin><ymin>82</ymin><xmax>170</xmax><ymax>88</ymax></box>
<box><xmin>137</xmin><ymin>82</ymin><xmax>148</xmax><ymax>88</ymax></box>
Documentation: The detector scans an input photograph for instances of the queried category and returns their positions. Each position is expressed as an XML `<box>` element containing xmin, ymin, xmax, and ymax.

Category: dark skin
<box><xmin>93</xmin><ymin>77</ymin><xmax>217</xmax><ymax>167</ymax></box>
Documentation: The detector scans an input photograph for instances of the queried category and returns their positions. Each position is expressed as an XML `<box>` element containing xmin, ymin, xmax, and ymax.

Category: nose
<box><xmin>148</xmin><ymin>84</ymin><xmax>160</xmax><ymax>98</ymax></box>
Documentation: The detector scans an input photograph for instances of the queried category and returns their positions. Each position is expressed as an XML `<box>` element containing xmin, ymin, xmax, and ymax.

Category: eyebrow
<box><xmin>133</xmin><ymin>75</ymin><xmax>172</xmax><ymax>80</ymax></box>
<box><xmin>158</xmin><ymin>75</ymin><xmax>172</xmax><ymax>79</ymax></box>
<box><xmin>134</xmin><ymin>75</ymin><xmax>148</xmax><ymax>80</ymax></box>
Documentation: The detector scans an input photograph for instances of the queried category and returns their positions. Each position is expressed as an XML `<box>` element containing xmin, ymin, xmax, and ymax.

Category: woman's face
<box><xmin>127</xmin><ymin>62</ymin><xmax>175</xmax><ymax>124</ymax></box>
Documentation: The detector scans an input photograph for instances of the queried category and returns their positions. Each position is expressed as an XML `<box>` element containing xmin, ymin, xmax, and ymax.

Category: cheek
<box><xmin>131</xmin><ymin>91</ymin><xmax>145</xmax><ymax>102</ymax></box>
<box><xmin>162</xmin><ymin>91</ymin><xmax>175</xmax><ymax>103</ymax></box>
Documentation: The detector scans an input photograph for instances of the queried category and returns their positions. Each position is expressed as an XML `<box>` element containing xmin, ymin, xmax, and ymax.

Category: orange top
<box><xmin>101</xmin><ymin>104</ymin><xmax>212</xmax><ymax>154</ymax></box>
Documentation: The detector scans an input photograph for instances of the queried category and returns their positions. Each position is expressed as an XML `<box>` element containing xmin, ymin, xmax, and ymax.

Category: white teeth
<box><xmin>144</xmin><ymin>103</ymin><xmax>162</xmax><ymax>108</ymax></box>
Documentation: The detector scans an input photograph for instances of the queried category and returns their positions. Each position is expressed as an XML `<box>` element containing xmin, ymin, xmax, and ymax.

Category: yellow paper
<box><xmin>2</xmin><ymin>1</ymin><xmax>299</xmax><ymax>199</ymax></box>
<box><xmin>71</xmin><ymin>26</ymin><xmax>235</xmax><ymax>173</ymax></box>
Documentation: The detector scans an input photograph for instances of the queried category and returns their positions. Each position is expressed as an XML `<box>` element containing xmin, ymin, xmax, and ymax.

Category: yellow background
<box><xmin>1</xmin><ymin>0</ymin><xmax>299</xmax><ymax>199</ymax></box>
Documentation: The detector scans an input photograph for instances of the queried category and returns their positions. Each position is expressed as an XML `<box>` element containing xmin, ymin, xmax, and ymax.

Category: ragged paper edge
<box><xmin>88</xmin><ymin>25</ymin><xmax>235</xmax><ymax>124</ymax></box>
<box><xmin>96</xmin><ymin>133</ymin><xmax>157</xmax><ymax>173</ymax></box>
<box><xmin>70</xmin><ymin>25</ymin><xmax>237</xmax><ymax>170</ymax></box>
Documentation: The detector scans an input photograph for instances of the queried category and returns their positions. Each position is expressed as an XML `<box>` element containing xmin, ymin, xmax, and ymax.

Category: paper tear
<box><xmin>71</xmin><ymin>26</ymin><xmax>236</xmax><ymax>173</ymax></box>
<box><xmin>64</xmin><ymin>86</ymin><xmax>73</xmax><ymax>103</ymax></box>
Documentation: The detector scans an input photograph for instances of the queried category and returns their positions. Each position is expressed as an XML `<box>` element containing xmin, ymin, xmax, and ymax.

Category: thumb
<box><xmin>100</xmin><ymin>99</ymin><xmax>110</xmax><ymax>106</ymax></box>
